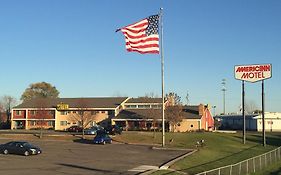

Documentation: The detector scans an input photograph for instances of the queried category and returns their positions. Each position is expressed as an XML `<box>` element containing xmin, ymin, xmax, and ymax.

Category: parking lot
<box><xmin>0</xmin><ymin>137</ymin><xmax>188</xmax><ymax>175</ymax></box>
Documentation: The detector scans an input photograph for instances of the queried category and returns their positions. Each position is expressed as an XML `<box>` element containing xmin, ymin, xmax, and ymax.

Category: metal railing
<box><xmin>195</xmin><ymin>146</ymin><xmax>281</xmax><ymax>175</ymax></box>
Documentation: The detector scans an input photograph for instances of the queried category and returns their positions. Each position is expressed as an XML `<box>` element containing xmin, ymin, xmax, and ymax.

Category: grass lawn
<box><xmin>251</xmin><ymin>159</ymin><xmax>281</xmax><ymax>175</ymax></box>
<box><xmin>114</xmin><ymin>131</ymin><xmax>281</xmax><ymax>175</ymax></box>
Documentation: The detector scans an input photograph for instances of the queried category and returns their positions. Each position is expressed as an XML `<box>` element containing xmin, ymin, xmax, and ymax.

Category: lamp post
<box><xmin>221</xmin><ymin>79</ymin><xmax>227</xmax><ymax>114</ymax></box>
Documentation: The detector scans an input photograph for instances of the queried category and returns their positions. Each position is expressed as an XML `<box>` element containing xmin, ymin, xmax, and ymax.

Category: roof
<box><xmin>126</xmin><ymin>97</ymin><xmax>163</xmax><ymax>104</ymax></box>
<box><xmin>214</xmin><ymin>114</ymin><xmax>258</xmax><ymax>120</ymax></box>
<box><xmin>115</xmin><ymin>109</ymin><xmax>162</xmax><ymax>120</ymax></box>
<box><xmin>115</xmin><ymin>105</ymin><xmax>202</xmax><ymax>120</ymax></box>
<box><xmin>14</xmin><ymin>97</ymin><xmax>128</xmax><ymax>109</ymax></box>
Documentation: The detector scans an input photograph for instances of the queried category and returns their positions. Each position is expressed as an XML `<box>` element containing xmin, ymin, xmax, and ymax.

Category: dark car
<box><xmin>93</xmin><ymin>134</ymin><xmax>112</xmax><ymax>144</ymax></box>
<box><xmin>66</xmin><ymin>125</ymin><xmax>83</xmax><ymax>132</ymax></box>
<box><xmin>84</xmin><ymin>125</ymin><xmax>104</xmax><ymax>135</ymax></box>
<box><xmin>0</xmin><ymin>141</ymin><xmax>42</xmax><ymax>156</ymax></box>
<box><xmin>105</xmin><ymin>125</ymin><xmax>122</xmax><ymax>135</ymax></box>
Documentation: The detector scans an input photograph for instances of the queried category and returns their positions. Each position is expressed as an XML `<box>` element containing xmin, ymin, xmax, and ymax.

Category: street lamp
<box><xmin>221</xmin><ymin>79</ymin><xmax>227</xmax><ymax>114</ymax></box>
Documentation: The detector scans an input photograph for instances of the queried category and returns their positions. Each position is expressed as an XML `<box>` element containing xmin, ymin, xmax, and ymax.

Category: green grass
<box><xmin>251</xmin><ymin>159</ymin><xmax>281</xmax><ymax>175</ymax></box>
<box><xmin>114</xmin><ymin>131</ymin><xmax>281</xmax><ymax>175</ymax></box>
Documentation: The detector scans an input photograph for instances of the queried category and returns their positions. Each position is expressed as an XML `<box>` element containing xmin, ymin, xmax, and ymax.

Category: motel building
<box><xmin>11</xmin><ymin>97</ymin><xmax>129</xmax><ymax>130</ymax></box>
<box><xmin>11</xmin><ymin>97</ymin><xmax>214</xmax><ymax>132</ymax></box>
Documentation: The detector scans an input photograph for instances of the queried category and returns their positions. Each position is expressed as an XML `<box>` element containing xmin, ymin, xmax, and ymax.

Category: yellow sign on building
<box><xmin>57</xmin><ymin>103</ymin><xmax>69</xmax><ymax>110</ymax></box>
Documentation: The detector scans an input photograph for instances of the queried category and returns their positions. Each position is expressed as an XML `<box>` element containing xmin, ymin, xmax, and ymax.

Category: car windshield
<box><xmin>22</xmin><ymin>142</ymin><xmax>35</xmax><ymax>148</ymax></box>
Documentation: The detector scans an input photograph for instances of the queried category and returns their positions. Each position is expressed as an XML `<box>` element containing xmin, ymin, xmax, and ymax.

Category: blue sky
<box><xmin>0</xmin><ymin>0</ymin><xmax>280</xmax><ymax>114</ymax></box>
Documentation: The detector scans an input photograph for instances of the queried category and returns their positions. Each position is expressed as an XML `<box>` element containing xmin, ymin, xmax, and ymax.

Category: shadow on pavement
<box><xmin>57</xmin><ymin>163</ymin><xmax>114</xmax><ymax>173</ymax></box>
<box><xmin>73</xmin><ymin>138</ymin><xmax>94</xmax><ymax>145</ymax></box>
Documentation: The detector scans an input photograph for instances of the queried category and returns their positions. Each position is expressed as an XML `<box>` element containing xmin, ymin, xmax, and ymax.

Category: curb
<box><xmin>139</xmin><ymin>148</ymin><xmax>197</xmax><ymax>175</ymax></box>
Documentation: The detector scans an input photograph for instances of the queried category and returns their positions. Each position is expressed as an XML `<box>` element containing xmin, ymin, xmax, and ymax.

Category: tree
<box><xmin>35</xmin><ymin>99</ymin><xmax>49</xmax><ymax>139</ymax></box>
<box><xmin>69</xmin><ymin>99</ymin><xmax>95</xmax><ymax>139</ymax></box>
<box><xmin>0</xmin><ymin>95</ymin><xmax>17</xmax><ymax>122</ymax></box>
<box><xmin>245</xmin><ymin>100</ymin><xmax>258</xmax><ymax>114</ymax></box>
<box><xmin>165</xmin><ymin>92</ymin><xmax>182</xmax><ymax>106</ymax></box>
<box><xmin>21</xmin><ymin>82</ymin><xmax>59</xmax><ymax>102</ymax></box>
<box><xmin>165</xmin><ymin>105</ymin><xmax>183</xmax><ymax>132</ymax></box>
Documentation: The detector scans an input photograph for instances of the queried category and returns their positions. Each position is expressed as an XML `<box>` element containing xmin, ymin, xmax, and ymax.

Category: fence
<box><xmin>195</xmin><ymin>146</ymin><xmax>281</xmax><ymax>175</ymax></box>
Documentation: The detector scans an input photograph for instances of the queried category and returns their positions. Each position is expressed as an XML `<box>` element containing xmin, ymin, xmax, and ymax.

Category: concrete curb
<box><xmin>139</xmin><ymin>148</ymin><xmax>197</xmax><ymax>175</ymax></box>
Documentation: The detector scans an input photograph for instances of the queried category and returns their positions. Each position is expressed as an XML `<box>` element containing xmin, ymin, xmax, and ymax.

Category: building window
<box><xmin>151</xmin><ymin>105</ymin><xmax>161</xmax><ymax>109</ymax></box>
<box><xmin>30</xmin><ymin>121</ymin><xmax>36</xmax><ymax>126</ymax></box>
<box><xmin>47</xmin><ymin>121</ymin><xmax>54</xmax><ymax>126</ymax></box>
<box><xmin>138</xmin><ymin>105</ymin><xmax>150</xmax><ymax>109</ymax></box>
<box><xmin>60</xmin><ymin>111</ymin><xmax>68</xmax><ymax>115</ymax></box>
<box><xmin>48</xmin><ymin>111</ymin><xmax>54</xmax><ymax>115</ymax></box>
<box><xmin>16</xmin><ymin>111</ymin><xmax>22</xmax><ymax>115</ymax></box>
<box><xmin>30</xmin><ymin>110</ymin><xmax>36</xmax><ymax>115</ymax></box>
<box><xmin>60</xmin><ymin>121</ymin><xmax>67</xmax><ymax>126</ymax></box>
<box><xmin>190</xmin><ymin>124</ymin><xmax>194</xmax><ymax>128</ymax></box>
<box><xmin>126</xmin><ymin>105</ymin><xmax>137</xmax><ymax>109</ymax></box>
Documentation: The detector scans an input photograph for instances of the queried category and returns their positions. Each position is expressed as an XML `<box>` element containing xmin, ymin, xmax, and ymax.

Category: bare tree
<box><xmin>144</xmin><ymin>92</ymin><xmax>159</xmax><ymax>98</ymax></box>
<box><xmin>69</xmin><ymin>99</ymin><xmax>95</xmax><ymax>139</ymax></box>
<box><xmin>165</xmin><ymin>92</ymin><xmax>182</xmax><ymax>106</ymax></box>
<box><xmin>35</xmin><ymin>98</ymin><xmax>51</xmax><ymax>139</ymax></box>
<box><xmin>165</xmin><ymin>105</ymin><xmax>183</xmax><ymax>132</ymax></box>
<box><xmin>0</xmin><ymin>95</ymin><xmax>17</xmax><ymax>122</ymax></box>
<box><xmin>245</xmin><ymin>100</ymin><xmax>258</xmax><ymax>114</ymax></box>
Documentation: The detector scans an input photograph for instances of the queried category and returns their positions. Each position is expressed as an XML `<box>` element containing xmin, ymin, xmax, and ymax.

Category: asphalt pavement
<box><xmin>0</xmin><ymin>136</ymin><xmax>190</xmax><ymax>175</ymax></box>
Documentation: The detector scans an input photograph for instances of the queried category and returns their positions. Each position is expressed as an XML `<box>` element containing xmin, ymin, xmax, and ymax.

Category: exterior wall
<box><xmin>27</xmin><ymin>110</ymin><xmax>55</xmax><ymax>119</ymax></box>
<box><xmin>13</xmin><ymin>110</ymin><xmax>26</xmax><ymax>119</ymax></box>
<box><xmin>256</xmin><ymin>113</ymin><xmax>281</xmax><ymax>132</ymax></box>
<box><xmin>55</xmin><ymin>110</ymin><xmax>110</xmax><ymax>130</ymax></box>
<box><xmin>204</xmin><ymin>107</ymin><xmax>214</xmax><ymax>131</ymax></box>
<box><xmin>174</xmin><ymin>119</ymin><xmax>200</xmax><ymax>132</ymax></box>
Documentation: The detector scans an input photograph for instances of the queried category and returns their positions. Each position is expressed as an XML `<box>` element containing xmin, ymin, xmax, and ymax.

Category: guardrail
<box><xmin>195</xmin><ymin>146</ymin><xmax>281</xmax><ymax>175</ymax></box>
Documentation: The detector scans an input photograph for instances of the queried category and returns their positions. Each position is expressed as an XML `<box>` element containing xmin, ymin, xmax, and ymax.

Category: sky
<box><xmin>0</xmin><ymin>0</ymin><xmax>280</xmax><ymax>114</ymax></box>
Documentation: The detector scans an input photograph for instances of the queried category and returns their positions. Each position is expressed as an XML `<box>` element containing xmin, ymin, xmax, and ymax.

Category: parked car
<box><xmin>66</xmin><ymin>126</ymin><xmax>83</xmax><ymax>132</ymax></box>
<box><xmin>84</xmin><ymin>125</ymin><xmax>104</xmax><ymax>135</ymax></box>
<box><xmin>0</xmin><ymin>141</ymin><xmax>42</xmax><ymax>156</ymax></box>
<box><xmin>93</xmin><ymin>134</ymin><xmax>112</xmax><ymax>144</ymax></box>
<box><xmin>105</xmin><ymin>125</ymin><xmax>123</xmax><ymax>135</ymax></box>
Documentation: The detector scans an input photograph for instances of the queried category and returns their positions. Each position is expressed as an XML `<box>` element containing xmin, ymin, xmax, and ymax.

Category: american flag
<box><xmin>118</xmin><ymin>15</ymin><xmax>160</xmax><ymax>54</ymax></box>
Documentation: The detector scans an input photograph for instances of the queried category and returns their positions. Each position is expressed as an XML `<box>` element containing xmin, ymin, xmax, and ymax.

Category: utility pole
<box><xmin>212</xmin><ymin>105</ymin><xmax>216</xmax><ymax>116</ymax></box>
<box><xmin>221</xmin><ymin>79</ymin><xmax>227</xmax><ymax>114</ymax></box>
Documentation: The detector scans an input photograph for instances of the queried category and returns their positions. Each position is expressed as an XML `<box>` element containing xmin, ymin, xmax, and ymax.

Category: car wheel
<box><xmin>24</xmin><ymin>151</ymin><xmax>29</xmax><ymax>156</ymax></box>
<box><xmin>102</xmin><ymin>141</ymin><xmax>106</xmax><ymax>145</ymax></box>
<box><xmin>109</xmin><ymin>140</ymin><xmax>112</xmax><ymax>144</ymax></box>
<box><xmin>3</xmin><ymin>149</ymin><xmax>8</xmax><ymax>155</ymax></box>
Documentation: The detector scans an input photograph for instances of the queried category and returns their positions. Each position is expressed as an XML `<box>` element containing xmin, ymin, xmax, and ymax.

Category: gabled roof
<box><xmin>115</xmin><ymin>109</ymin><xmax>162</xmax><ymax>120</ymax></box>
<box><xmin>14</xmin><ymin>97</ymin><xmax>128</xmax><ymax>109</ymax></box>
<box><xmin>115</xmin><ymin>105</ymin><xmax>202</xmax><ymax>120</ymax></box>
<box><xmin>126</xmin><ymin>97</ymin><xmax>163</xmax><ymax>104</ymax></box>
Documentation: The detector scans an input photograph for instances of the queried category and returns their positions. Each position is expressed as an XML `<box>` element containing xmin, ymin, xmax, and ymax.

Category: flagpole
<box><xmin>159</xmin><ymin>8</ymin><xmax>165</xmax><ymax>147</ymax></box>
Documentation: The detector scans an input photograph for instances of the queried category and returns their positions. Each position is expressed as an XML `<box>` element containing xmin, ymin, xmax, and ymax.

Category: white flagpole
<box><xmin>159</xmin><ymin>8</ymin><xmax>165</xmax><ymax>147</ymax></box>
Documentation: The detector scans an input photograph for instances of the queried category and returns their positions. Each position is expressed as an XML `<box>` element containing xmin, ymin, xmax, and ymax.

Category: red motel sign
<box><xmin>234</xmin><ymin>64</ymin><xmax>272</xmax><ymax>83</ymax></box>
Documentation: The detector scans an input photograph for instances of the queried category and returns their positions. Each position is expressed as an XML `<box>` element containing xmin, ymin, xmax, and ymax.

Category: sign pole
<box><xmin>262</xmin><ymin>80</ymin><xmax>266</xmax><ymax>147</ymax></box>
<box><xmin>242</xmin><ymin>80</ymin><xmax>246</xmax><ymax>144</ymax></box>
